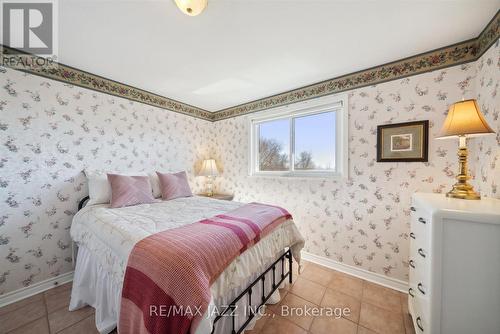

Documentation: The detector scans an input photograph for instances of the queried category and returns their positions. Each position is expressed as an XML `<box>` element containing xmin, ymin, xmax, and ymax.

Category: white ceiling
<box><xmin>59</xmin><ymin>0</ymin><xmax>499</xmax><ymax>112</ymax></box>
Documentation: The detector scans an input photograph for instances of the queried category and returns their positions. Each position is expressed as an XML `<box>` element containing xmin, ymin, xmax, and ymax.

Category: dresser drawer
<box><xmin>410</xmin><ymin>241</ymin><xmax>429</xmax><ymax>272</ymax></box>
<box><xmin>410</xmin><ymin>205</ymin><xmax>431</xmax><ymax>274</ymax></box>
<box><xmin>410</xmin><ymin>205</ymin><xmax>430</xmax><ymax>248</ymax></box>
<box><xmin>408</xmin><ymin>286</ymin><xmax>427</xmax><ymax>333</ymax></box>
<box><xmin>410</xmin><ymin>235</ymin><xmax>430</xmax><ymax>287</ymax></box>
<box><xmin>411</xmin><ymin>279</ymin><xmax>431</xmax><ymax>318</ymax></box>
<box><xmin>409</xmin><ymin>261</ymin><xmax>431</xmax><ymax>319</ymax></box>
<box><xmin>409</xmin><ymin>259</ymin><xmax>430</xmax><ymax>292</ymax></box>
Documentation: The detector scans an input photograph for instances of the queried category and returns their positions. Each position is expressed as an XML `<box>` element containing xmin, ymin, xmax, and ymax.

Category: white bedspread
<box><xmin>70</xmin><ymin>196</ymin><xmax>304</xmax><ymax>333</ymax></box>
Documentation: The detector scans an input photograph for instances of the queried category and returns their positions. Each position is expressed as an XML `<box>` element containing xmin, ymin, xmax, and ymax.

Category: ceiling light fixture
<box><xmin>174</xmin><ymin>0</ymin><xmax>207</xmax><ymax>16</ymax></box>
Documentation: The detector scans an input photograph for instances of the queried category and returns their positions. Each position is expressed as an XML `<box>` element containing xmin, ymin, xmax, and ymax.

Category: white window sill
<box><xmin>249</xmin><ymin>172</ymin><xmax>344</xmax><ymax>180</ymax></box>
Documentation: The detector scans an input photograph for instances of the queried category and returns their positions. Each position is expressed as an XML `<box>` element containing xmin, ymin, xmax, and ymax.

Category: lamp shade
<box><xmin>200</xmin><ymin>159</ymin><xmax>219</xmax><ymax>177</ymax></box>
<box><xmin>437</xmin><ymin>99</ymin><xmax>495</xmax><ymax>139</ymax></box>
<box><xmin>174</xmin><ymin>0</ymin><xmax>207</xmax><ymax>16</ymax></box>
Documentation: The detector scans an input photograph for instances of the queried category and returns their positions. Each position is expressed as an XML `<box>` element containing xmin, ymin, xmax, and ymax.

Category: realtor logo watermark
<box><xmin>1</xmin><ymin>0</ymin><xmax>58</xmax><ymax>68</ymax></box>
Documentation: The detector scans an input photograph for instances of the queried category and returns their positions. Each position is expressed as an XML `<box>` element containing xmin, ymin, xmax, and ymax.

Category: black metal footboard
<box><xmin>211</xmin><ymin>249</ymin><xmax>293</xmax><ymax>334</ymax></box>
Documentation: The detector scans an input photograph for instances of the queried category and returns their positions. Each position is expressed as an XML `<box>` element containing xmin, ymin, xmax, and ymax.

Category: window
<box><xmin>250</xmin><ymin>94</ymin><xmax>347</xmax><ymax>178</ymax></box>
<box><xmin>258</xmin><ymin>118</ymin><xmax>290</xmax><ymax>171</ymax></box>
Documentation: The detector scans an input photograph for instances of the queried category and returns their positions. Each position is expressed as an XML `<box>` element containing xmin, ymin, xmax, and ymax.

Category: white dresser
<box><xmin>409</xmin><ymin>193</ymin><xmax>500</xmax><ymax>334</ymax></box>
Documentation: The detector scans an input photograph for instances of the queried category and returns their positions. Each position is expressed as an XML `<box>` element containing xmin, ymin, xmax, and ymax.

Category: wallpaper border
<box><xmin>213</xmin><ymin>10</ymin><xmax>500</xmax><ymax>120</ymax></box>
<box><xmin>0</xmin><ymin>46</ymin><xmax>215</xmax><ymax>122</ymax></box>
<box><xmin>0</xmin><ymin>10</ymin><xmax>498</xmax><ymax>122</ymax></box>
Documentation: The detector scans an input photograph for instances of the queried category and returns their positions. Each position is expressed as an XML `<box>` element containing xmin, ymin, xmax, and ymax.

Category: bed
<box><xmin>69</xmin><ymin>195</ymin><xmax>304</xmax><ymax>334</ymax></box>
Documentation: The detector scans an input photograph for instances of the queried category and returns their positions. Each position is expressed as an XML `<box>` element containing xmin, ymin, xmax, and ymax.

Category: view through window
<box><xmin>251</xmin><ymin>95</ymin><xmax>346</xmax><ymax>177</ymax></box>
<box><xmin>257</xmin><ymin>111</ymin><xmax>336</xmax><ymax>172</ymax></box>
<box><xmin>252</xmin><ymin>98</ymin><xmax>347</xmax><ymax>179</ymax></box>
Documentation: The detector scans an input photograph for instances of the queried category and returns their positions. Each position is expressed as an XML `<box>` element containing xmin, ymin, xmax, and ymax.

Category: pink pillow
<box><xmin>156</xmin><ymin>171</ymin><xmax>193</xmax><ymax>200</ymax></box>
<box><xmin>107</xmin><ymin>174</ymin><xmax>155</xmax><ymax>208</ymax></box>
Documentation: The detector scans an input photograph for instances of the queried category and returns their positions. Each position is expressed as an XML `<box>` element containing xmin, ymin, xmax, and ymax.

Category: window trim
<box><xmin>249</xmin><ymin>93</ymin><xmax>348</xmax><ymax>179</ymax></box>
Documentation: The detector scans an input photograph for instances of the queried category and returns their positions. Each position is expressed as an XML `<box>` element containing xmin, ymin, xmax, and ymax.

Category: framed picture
<box><xmin>377</xmin><ymin>120</ymin><xmax>429</xmax><ymax>162</ymax></box>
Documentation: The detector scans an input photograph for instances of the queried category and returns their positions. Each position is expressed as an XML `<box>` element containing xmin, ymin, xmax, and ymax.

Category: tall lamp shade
<box><xmin>200</xmin><ymin>159</ymin><xmax>219</xmax><ymax>196</ymax></box>
<box><xmin>200</xmin><ymin>159</ymin><xmax>219</xmax><ymax>177</ymax></box>
<box><xmin>437</xmin><ymin>99</ymin><xmax>494</xmax><ymax>138</ymax></box>
<box><xmin>437</xmin><ymin>99</ymin><xmax>495</xmax><ymax>200</ymax></box>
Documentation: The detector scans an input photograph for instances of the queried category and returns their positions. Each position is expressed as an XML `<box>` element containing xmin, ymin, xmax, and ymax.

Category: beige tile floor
<box><xmin>0</xmin><ymin>261</ymin><xmax>415</xmax><ymax>334</ymax></box>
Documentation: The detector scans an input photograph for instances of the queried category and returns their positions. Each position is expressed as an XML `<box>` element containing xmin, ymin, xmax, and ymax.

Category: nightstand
<box><xmin>198</xmin><ymin>193</ymin><xmax>234</xmax><ymax>201</ymax></box>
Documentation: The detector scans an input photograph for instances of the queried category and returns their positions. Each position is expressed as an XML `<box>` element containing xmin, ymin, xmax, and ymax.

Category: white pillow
<box><xmin>148</xmin><ymin>172</ymin><xmax>161</xmax><ymax>198</ymax></box>
<box><xmin>84</xmin><ymin>170</ymin><xmax>147</xmax><ymax>205</ymax></box>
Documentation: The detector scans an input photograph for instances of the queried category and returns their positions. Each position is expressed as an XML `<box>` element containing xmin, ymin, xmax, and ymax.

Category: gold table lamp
<box><xmin>437</xmin><ymin>99</ymin><xmax>495</xmax><ymax>200</ymax></box>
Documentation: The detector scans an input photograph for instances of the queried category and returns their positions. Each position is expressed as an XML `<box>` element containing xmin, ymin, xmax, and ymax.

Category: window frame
<box><xmin>249</xmin><ymin>93</ymin><xmax>348</xmax><ymax>179</ymax></box>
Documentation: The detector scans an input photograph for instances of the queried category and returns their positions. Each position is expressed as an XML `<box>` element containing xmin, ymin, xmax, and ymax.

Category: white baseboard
<box><xmin>0</xmin><ymin>255</ymin><xmax>407</xmax><ymax>308</ymax></box>
<box><xmin>0</xmin><ymin>271</ymin><xmax>74</xmax><ymax>308</ymax></box>
<box><xmin>301</xmin><ymin>252</ymin><xmax>408</xmax><ymax>293</ymax></box>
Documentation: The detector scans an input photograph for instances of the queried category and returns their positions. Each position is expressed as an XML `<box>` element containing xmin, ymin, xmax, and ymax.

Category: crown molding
<box><xmin>477</xmin><ymin>9</ymin><xmax>500</xmax><ymax>58</ymax></box>
<box><xmin>213</xmin><ymin>10</ymin><xmax>499</xmax><ymax>121</ymax></box>
<box><xmin>1</xmin><ymin>10</ymin><xmax>498</xmax><ymax>122</ymax></box>
<box><xmin>0</xmin><ymin>46</ymin><xmax>215</xmax><ymax>121</ymax></box>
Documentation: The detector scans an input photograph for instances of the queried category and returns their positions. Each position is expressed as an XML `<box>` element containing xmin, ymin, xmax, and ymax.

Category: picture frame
<box><xmin>377</xmin><ymin>120</ymin><xmax>429</xmax><ymax>162</ymax></box>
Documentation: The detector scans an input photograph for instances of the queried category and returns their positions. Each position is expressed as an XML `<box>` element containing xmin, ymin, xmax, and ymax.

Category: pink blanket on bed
<box><xmin>118</xmin><ymin>202</ymin><xmax>292</xmax><ymax>334</ymax></box>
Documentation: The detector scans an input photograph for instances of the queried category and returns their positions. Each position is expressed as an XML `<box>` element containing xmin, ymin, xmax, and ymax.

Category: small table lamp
<box><xmin>437</xmin><ymin>99</ymin><xmax>495</xmax><ymax>200</ymax></box>
<box><xmin>200</xmin><ymin>159</ymin><xmax>219</xmax><ymax>196</ymax></box>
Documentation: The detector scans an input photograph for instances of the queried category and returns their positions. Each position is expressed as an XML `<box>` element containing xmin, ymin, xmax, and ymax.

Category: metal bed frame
<box><xmin>76</xmin><ymin>196</ymin><xmax>293</xmax><ymax>334</ymax></box>
<box><xmin>78</xmin><ymin>196</ymin><xmax>90</xmax><ymax>210</ymax></box>
<box><xmin>211</xmin><ymin>249</ymin><xmax>292</xmax><ymax>334</ymax></box>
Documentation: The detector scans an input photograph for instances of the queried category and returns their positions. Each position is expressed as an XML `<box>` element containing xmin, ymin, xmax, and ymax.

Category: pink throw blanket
<box><xmin>119</xmin><ymin>202</ymin><xmax>292</xmax><ymax>334</ymax></box>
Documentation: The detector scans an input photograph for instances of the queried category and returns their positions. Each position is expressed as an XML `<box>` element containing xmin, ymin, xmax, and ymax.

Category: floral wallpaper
<box><xmin>0</xmin><ymin>40</ymin><xmax>498</xmax><ymax>297</ymax></box>
<box><xmin>210</xmin><ymin>43</ymin><xmax>499</xmax><ymax>282</ymax></box>
<box><xmin>0</xmin><ymin>67</ymin><xmax>212</xmax><ymax>295</ymax></box>
<box><xmin>472</xmin><ymin>39</ymin><xmax>500</xmax><ymax>199</ymax></box>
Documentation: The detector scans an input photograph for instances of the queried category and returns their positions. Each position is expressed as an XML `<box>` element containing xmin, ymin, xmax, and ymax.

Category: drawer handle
<box><xmin>410</xmin><ymin>206</ymin><xmax>416</xmax><ymax>212</ymax></box>
<box><xmin>410</xmin><ymin>232</ymin><xmax>416</xmax><ymax>239</ymax></box>
<box><xmin>418</xmin><ymin>217</ymin><xmax>426</xmax><ymax>224</ymax></box>
<box><xmin>418</xmin><ymin>248</ymin><xmax>426</xmax><ymax>258</ymax></box>
<box><xmin>408</xmin><ymin>288</ymin><xmax>414</xmax><ymax>298</ymax></box>
<box><xmin>418</xmin><ymin>283</ymin><xmax>425</xmax><ymax>295</ymax></box>
<box><xmin>409</xmin><ymin>260</ymin><xmax>415</xmax><ymax>269</ymax></box>
<box><xmin>416</xmin><ymin>316</ymin><xmax>424</xmax><ymax>331</ymax></box>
